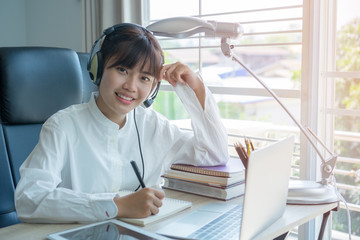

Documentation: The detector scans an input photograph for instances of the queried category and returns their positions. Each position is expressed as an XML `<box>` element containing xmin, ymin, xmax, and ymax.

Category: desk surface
<box><xmin>0</xmin><ymin>189</ymin><xmax>338</xmax><ymax>240</ymax></box>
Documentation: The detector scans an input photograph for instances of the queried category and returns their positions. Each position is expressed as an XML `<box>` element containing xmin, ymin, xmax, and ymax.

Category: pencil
<box><xmin>240</xmin><ymin>143</ymin><xmax>248</xmax><ymax>160</ymax></box>
<box><xmin>249</xmin><ymin>139</ymin><xmax>255</xmax><ymax>151</ymax></box>
<box><xmin>234</xmin><ymin>142</ymin><xmax>248</xmax><ymax>169</ymax></box>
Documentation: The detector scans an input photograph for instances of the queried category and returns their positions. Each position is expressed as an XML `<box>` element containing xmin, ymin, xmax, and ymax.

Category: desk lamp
<box><xmin>147</xmin><ymin>16</ymin><xmax>339</xmax><ymax>204</ymax></box>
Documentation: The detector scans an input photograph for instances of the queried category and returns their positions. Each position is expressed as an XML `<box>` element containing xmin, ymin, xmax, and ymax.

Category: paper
<box><xmin>117</xmin><ymin>191</ymin><xmax>192</xmax><ymax>226</ymax></box>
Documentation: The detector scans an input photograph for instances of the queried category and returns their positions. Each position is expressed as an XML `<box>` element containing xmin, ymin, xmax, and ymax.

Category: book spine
<box><xmin>171</xmin><ymin>165</ymin><xmax>229</xmax><ymax>177</ymax></box>
<box><xmin>163</xmin><ymin>177</ymin><xmax>245</xmax><ymax>201</ymax></box>
<box><xmin>163</xmin><ymin>186</ymin><xmax>229</xmax><ymax>201</ymax></box>
<box><xmin>163</xmin><ymin>181</ymin><xmax>227</xmax><ymax>200</ymax></box>
<box><xmin>164</xmin><ymin>174</ymin><xmax>229</xmax><ymax>186</ymax></box>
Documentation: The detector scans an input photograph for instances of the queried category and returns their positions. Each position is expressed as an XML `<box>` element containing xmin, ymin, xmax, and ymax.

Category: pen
<box><xmin>244</xmin><ymin>137</ymin><xmax>250</xmax><ymax>155</ymax></box>
<box><xmin>130</xmin><ymin>160</ymin><xmax>146</xmax><ymax>188</ymax></box>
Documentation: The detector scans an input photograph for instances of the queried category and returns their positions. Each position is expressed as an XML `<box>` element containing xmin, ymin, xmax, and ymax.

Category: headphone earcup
<box><xmin>143</xmin><ymin>81</ymin><xmax>161</xmax><ymax>108</ymax></box>
<box><xmin>88</xmin><ymin>52</ymin><xmax>103</xmax><ymax>86</ymax></box>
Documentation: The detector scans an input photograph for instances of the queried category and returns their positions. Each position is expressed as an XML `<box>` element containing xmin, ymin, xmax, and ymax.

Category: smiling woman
<box><xmin>14</xmin><ymin>22</ymin><xmax>229</xmax><ymax>223</ymax></box>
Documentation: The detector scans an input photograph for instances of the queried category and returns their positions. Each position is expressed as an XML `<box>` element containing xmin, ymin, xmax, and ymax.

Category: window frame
<box><xmin>318</xmin><ymin>0</ymin><xmax>360</xmax><ymax>238</ymax></box>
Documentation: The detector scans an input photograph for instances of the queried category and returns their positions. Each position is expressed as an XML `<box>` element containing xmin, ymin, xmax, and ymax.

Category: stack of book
<box><xmin>162</xmin><ymin>157</ymin><xmax>246</xmax><ymax>201</ymax></box>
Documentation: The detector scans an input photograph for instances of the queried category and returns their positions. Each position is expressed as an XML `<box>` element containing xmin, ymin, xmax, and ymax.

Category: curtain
<box><xmin>82</xmin><ymin>0</ymin><xmax>142</xmax><ymax>52</ymax></box>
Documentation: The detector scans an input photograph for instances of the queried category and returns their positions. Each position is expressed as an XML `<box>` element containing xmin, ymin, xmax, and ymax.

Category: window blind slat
<box><xmin>149</xmin><ymin>5</ymin><xmax>304</xmax><ymax>22</ymax></box>
<box><xmin>244</xmin><ymin>29</ymin><xmax>302</xmax><ymax>36</ymax></box>
<box><xmin>240</xmin><ymin>17</ymin><xmax>302</xmax><ymax>25</ymax></box>
<box><xmin>160</xmin><ymin>42</ymin><xmax>302</xmax><ymax>50</ymax></box>
<box><xmin>196</xmin><ymin>5</ymin><xmax>303</xmax><ymax>17</ymax></box>
<box><xmin>323</xmin><ymin>71</ymin><xmax>360</xmax><ymax>78</ymax></box>
<box><xmin>160</xmin><ymin>84</ymin><xmax>301</xmax><ymax>98</ymax></box>
<box><xmin>325</xmin><ymin>108</ymin><xmax>360</xmax><ymax>116</ymax></box>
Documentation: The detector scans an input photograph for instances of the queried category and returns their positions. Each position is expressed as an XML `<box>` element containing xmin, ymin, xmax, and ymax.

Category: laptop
<box><xmin>157</xmin><ymin>136</ymin><xmax>294</xmax><ymax>240</ymax></box>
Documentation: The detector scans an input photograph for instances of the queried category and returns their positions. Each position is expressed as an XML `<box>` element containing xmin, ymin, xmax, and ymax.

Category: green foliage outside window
<box><xmin>153</xmin><ymin>91</ymin><xmax>189</xmax><ymax>120</ymax></box>
<box><xmin>332</xmin><ymin>18</ymin><xmax>360</xmax><ymax>236</ymax></box>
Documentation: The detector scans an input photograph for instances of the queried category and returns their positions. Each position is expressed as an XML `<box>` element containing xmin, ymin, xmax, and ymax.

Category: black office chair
<box><xmin>0</xmin><ymin>47</ymin><xmax>84</xmax><ymax>227</ymax></box>
<box><xmin>77</xmin><ymin>52</ymin><xmax>98</xmax><ymax>102</ymax></box>
<box><xmin>0</xmin><ymin>126</ymin><xmax>19</xmax><ymax>228</ymax></box>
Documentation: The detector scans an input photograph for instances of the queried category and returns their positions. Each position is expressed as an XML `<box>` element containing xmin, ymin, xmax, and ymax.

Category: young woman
<box><xmin>15</xmin><ymin>23</ymin><xmax>229</xmax><ymax>223</ymax></box>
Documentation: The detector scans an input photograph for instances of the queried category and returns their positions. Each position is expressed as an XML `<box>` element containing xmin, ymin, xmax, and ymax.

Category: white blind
<box><xmin>146</xmin><ymin>0</ymin><xmax>304</xmax><ymax>175</ymax></box>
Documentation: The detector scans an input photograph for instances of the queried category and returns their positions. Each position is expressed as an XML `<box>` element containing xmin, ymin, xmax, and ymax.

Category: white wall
<box><xmin>0</xmin><ymin>0</ymin><xmax>27</xmax><ymax>46</ymax></box>
<box><xmin>0</xmin><ymin>0</ymin><xmax>84</xmax><ymax>51</ymax></box>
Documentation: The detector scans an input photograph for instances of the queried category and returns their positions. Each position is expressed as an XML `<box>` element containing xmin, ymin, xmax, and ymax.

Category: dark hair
<box><xmin>100</xmin><ymin>23</ymin><xmax>164</xmax><ymax>79</ymax></box>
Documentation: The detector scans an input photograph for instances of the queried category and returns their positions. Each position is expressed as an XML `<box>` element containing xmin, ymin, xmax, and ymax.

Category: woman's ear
<box><xmin>152</xmin><ymin>77</ymin><xmax>162</xmax><ymax>89</ymax></box>
<box><xmin>159</xmin><ymin>66</ymin><xmax>166</xmax><ymax>81</ymax></box>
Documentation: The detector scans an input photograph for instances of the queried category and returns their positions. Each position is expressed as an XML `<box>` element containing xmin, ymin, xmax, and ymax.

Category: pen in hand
<box><xmin>130</xmin><ymin>160</ymin><xmax>146</xmax><ymax>188</ymax></box>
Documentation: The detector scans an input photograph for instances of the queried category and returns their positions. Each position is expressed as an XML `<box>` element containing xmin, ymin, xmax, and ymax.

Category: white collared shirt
<box><xmin>15</xmin><ymin>82</ymin><xmax>229</xmax><ymax>223</ymax></box>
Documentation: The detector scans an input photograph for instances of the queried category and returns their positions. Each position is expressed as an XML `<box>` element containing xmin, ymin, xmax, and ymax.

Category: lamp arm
<box><xmin>220</xmin><ymin>38</ymin><xmax>337</xmax><ymax>184</ymax></box>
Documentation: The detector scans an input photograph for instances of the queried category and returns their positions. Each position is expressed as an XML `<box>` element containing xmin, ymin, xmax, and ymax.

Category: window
<box><xmin>318</xmin><ymin>0</ymin><xmax>360</xmax><ymax>238</ymax></box>
<box><xmin>144</xmin><ymin>0</ymin><xmax>359</xmax><ymax>238</ymax></box>
<box><xmin>146</xmin><ymin>0</ymin><xmax>303</xmax><ymax>167</ymax></box>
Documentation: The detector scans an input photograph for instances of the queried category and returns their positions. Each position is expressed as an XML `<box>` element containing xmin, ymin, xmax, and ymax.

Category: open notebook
<box><xmin>117</xmin><ymin>190</ymin><xmax>192</xmax><ymax>226</ymax></box>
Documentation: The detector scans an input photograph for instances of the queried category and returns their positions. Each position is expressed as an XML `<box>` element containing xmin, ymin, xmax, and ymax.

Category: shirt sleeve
<box><xmin>14</xmin><ymin>121</ymin><xmax>118</xmax><ymax>223</ymax></box>
<box><xmin>170</xmin><ymin>73</ymin><xmax>229</xmax><ymax>166</ymax></box>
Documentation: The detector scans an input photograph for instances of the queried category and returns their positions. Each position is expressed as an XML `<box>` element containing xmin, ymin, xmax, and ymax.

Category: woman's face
<box><xmin>96</xmin><ymin>57</ymin><xmax>156</xmax><ymax>126</ymax></box>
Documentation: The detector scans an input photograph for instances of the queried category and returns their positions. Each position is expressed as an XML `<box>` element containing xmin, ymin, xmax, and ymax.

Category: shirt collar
<box><xmin>88</xmin><ymin>92</ymin><xmax>129</xmax><ymax>130</ymax></box>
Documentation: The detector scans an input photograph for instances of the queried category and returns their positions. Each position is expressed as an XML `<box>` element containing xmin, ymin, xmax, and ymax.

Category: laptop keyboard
<box><xmin>188</xmin><ymin>205</ymin><xmax>243</xmax><ymax>240</ymax></box>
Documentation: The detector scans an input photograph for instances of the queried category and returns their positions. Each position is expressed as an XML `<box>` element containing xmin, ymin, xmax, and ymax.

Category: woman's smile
<box><xmin>115</xmin><ymin>92</ymin><xmax>135</xmax><ymax>105</ymax></box>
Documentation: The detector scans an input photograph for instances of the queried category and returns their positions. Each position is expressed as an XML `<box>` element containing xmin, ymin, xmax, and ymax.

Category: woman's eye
<box><xmin>116</xmin><ymin>67</ymin><xmax>127</xmax><ymax>74</ymax></box>
<box><xmin>142</xmin><ymin>76</ymin><xmax>151</xmax><ymax>82</ymax></box>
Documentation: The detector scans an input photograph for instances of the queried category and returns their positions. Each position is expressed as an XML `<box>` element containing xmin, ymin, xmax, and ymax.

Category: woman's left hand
<box><xmin>161</xmin><ymin>62</ymin><xmax>205</xmax><ymax>109</ymax></box>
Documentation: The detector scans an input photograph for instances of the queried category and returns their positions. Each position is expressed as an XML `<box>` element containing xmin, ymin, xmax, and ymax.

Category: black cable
<box><xmin>133</xmin><ymin>108</ymin><xmax>145</xmax><ymax>191</ymax></box>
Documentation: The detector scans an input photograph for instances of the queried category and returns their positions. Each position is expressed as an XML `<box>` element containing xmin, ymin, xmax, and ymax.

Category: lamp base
<box><xmin>287</xmin><ymin>180</ymin><xmax>340</xmax><ymax>204</ymax></box>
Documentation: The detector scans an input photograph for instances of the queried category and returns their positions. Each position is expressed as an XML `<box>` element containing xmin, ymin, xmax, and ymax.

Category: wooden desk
<box><xmin>0</xmin><ymin>189</ymin><xmax>338</xmax><ymax>240</ymax></box>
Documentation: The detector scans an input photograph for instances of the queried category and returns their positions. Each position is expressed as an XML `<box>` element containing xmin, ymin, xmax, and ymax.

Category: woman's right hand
<box><xmin>113</xmin><ymin>187</ymin><xmax>165</xmax><ymax>218</ymax></box>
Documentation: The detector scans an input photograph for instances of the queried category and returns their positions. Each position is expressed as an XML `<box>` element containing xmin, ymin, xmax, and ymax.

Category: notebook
<box><xmin>164</xmin><ymin>169</ymin><xmax>243</xmax><ymax>186</ymax></box>
<box><xmin>170</xmin><ymin>157</ymin><xmax>245</xmax><ymax>178</ymax></box>
<box><xmin>157</xmin><ymin>136</ymin><xmax>294</xmax><ymax>240</ymax></box>
<box><xmin>163</xmin><ymin>176</ymin><xmax>245</xmax><ymax>200</ymax></box>
<box><xmin>117</xmin><ymin>190</ymin><xmax>192</xmax><ymax>226</ymax></box>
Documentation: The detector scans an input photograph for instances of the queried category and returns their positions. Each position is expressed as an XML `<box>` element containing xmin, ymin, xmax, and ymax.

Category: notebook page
<box><xmin>117</xmin><ymin>191</ymin><xmax>192</xmax><ymax>226</ymax></box>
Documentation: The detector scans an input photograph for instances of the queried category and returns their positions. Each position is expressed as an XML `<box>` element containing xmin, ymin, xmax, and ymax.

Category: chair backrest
<box><xmin>0</xmin><ymin>125</ymin><xmax>20</xmax><ymax>227</ymax></box>
<box><xmin>0</xmin><ymin>47</ymin><xmax>84</xmax><ymax>227</ymax></box>
<box><xmin>77</xmin><ymin>52</ymin><xmax>98</xmax><ymax>102</ymax></box>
